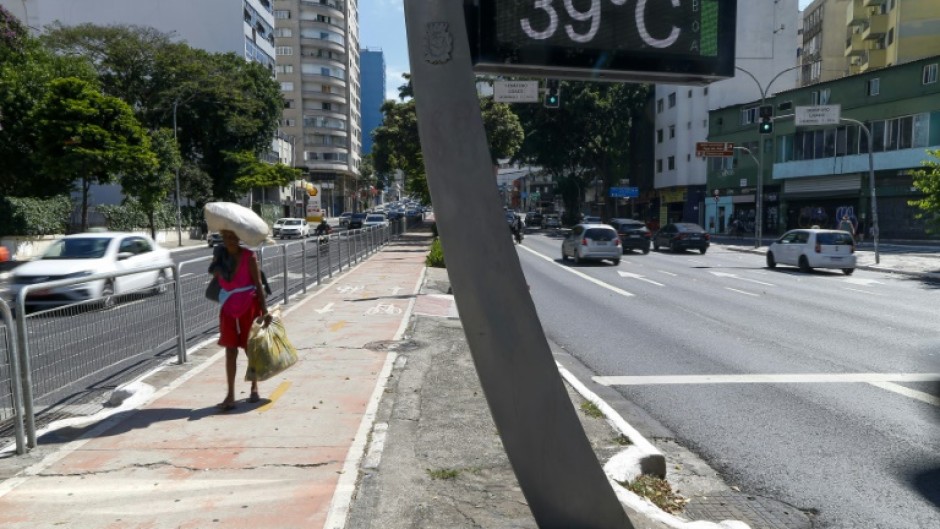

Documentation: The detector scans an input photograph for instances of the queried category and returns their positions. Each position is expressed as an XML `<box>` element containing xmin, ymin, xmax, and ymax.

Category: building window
<box><xmin>656</xmin><ymin>159</ymin><xmax>663</xmax><ymax>173</ymax></box>
<box><xmin>667</xmin><ymin>156</ymin><xmax>675</xmax><ymax>170</ymax></box>
<box><xmin>274</xmin><ymin>10</ymin><xmax>290</xmax><ymax>19</ymax></box>
<box><xmin>275</xmin><ymin>28</ymin><xmax>293</xmax><ymax>38</ymax></box>
<box><xmin>284</xmin><ymin>119</ymin><xmax>296</xmax><ymax>127</ymax></box>
<box><xmin>868</xmin><ymin>78</ymin><xmax>880</xmax><ymax>96</ymax></box>
<box><xmin>819</xmin><ymin>88</ymin><xmax>830</xmax><ymax>104</ymax></box>
<box><xmin>811</xmin><ymin>91</ymin><xmax>819</xmax><ymax>105</ymax></box>
<box><xmin>656</xmin><ymin>129</ymin><xmax>663</xmax><ymax>143</ymax></box>
<box><xmin>668</xmin><ymin>92</ymin><xmax>676</xmax><ymax>107</ymax></box>
<box><xmin>669</xmin><ymin>125</ymin><xmax>675</xmax><ymax>139</ymax></box>
<box><xmin>740</xmin><ymin>107</ymin><xmax>757</xmax><ymax>125</ymax></box>
<box><xmin>657</xmin><ymin>99</ymin><xmax>664</xmax><ymax>113</ymax></box>
<box><xmin>923</xmin><ymin>64</ymin><xmax>938</xmax><ymax>85</ymax></box>
<box><xmin>280</xmin><ymin>81</ymin><xmax>294</xmax><ymax>91</ymax></box>
<box><xmin>887</xmin><ymin>28</ymin><xmax>894</xmax><ymax>46</ymax></box>
<box><xmin>284</xmin><ymin>99</ymin><xmax>295</xmax><ymax>109</ymax></box>
<box><xmin>276</xmin><ymin>46</ymin><xmax>292</xmax><ymax>56</ymax></box>
<box><xmin>275</xmin><ymin>64</ymin><xmax>293</xmax><ymax>74</ymax></box>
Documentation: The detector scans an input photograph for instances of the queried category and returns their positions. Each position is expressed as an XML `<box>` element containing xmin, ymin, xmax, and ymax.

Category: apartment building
<box><xmin>359</xmin><ymin>48</ymin><xmax>385</xmax><ymax>156</ymax></box>
<box><xmin>652</xmin><ymin>0</ymin><xmax>800</xmax><ymax>228</ymax></box>
<box><xmin>845</xmin><ymin>0</ymin><xmax>940</xmax><ymax>74</ymax></box>
<box><xmin>2</xmin><ymin>0</ymin><xmax>276</xmax><ymax>71</ymax></box>
<box><xmin>801</xmin><ymin>0</ymin><xmax>851</xmax><ymax>86</ymax></box>
<box><xmin>706</xmin><ymin>55</ymin><xmax>940</xmax><ymax>239</ymax></box>
<box><xmin>274</xmin><ymin>0</ymin><xmax>361</xmax><ymax>215</ymax></box>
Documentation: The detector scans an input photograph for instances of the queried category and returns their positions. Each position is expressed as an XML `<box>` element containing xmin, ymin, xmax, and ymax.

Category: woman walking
<box><xmin>210</xmin><ymin>229</ymin><xmax>271</xmax><ymax>410</ymax></box>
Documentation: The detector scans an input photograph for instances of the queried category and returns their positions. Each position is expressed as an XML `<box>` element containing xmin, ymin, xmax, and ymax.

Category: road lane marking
<box><xmin>518</xmin><ymin>245</ymin><xmax>634</xmax><ymax>298</ymax></box>
<box><xmin>315</xmin><ymin>302</ymin><xmax>335</xmax><ymax>314</ymax></box>
<box><xmin>868</xmin><ymin>381</ymin><xmax>940</xmax><ymax>407</ymax></box>
<box><xmin>257</xmin><ymin>381</ymin><xmax>292</xmax><ymax>413</ymax></box>
<box><xmin>844</xmin><ymin>277</ymin><xmax>884</xmax><ymax>286</ymax></box>
<box><xmin>594</xmin><ymin>373</ymin><xmax>940</xmax><ymax>386</ymax></box>
<box><xmin>725</xmin><ymin>287</ymin><xmax>759</xmax><ymax>297</ymax></box>
<box><xmin>618</xmin><ymin>271</ymin><xmax>664</xmax><ymax>287</ymax></box>
<box><xmin>710</xmin><ymin>271</ymin><xmax>775</xmax><ymax>287</ymax></box>
<box><xmin>330</xmin><ymin>321</ymin><xmax>347</xmax><ymax>332</ymax></box>
<box><xmin>842</xmin><ymin>287</ymin><xmax>882</xmax><ymax>296</ymax></box>
<box><xmin>657</xmin><ymin>270</ymin><xmax>678</xmax><ymax>276</ymax></box>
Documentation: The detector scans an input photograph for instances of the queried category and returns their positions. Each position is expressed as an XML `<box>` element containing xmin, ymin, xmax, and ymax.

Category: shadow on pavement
<box><xmin>908</xmin><ymin>466</ymin><xmax>940</xmax><ymax>509</ymax></box>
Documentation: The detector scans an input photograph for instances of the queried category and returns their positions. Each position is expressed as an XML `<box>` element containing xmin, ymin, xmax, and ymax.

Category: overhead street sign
<box><xmin>609</xmin><ymin>186</ymin><xmax>639</xmax><ymax>198</ymax></box>
<box><xmin>696</xmin><ymin>142</ymin><xmax>734</xmax><ymax>157</ymax></box>
<box><xmin>795</xmin><ymin>105</ymin><xmax>841</xmax><ymax>126</ymax></box>
<box><xmin>467</xmin><ymin>0</ymin><xmax>738</xmax><ymax>84</ymax></box>
<box><xmin>494</xmin><ymin>80</ymin><xmax>540</xmax><ymax>103</ymax></box>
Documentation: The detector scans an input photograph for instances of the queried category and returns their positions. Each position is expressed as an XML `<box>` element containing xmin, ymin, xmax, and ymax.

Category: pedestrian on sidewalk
<box><xmin>209</xmin><ymin>230</ymin><xmax>272</xmax><ymax>411</ymax></box>
<box><xmin>838</xmin><ymin>215</ymin><xmax>855</xmax><ymax>235</ymax></box>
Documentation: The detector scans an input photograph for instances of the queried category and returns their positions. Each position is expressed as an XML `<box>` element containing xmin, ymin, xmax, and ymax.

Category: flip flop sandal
<box><xmin>248</xmin><ymin>392</ymin><xmax>261</xmax><ymax>403</ymax></box>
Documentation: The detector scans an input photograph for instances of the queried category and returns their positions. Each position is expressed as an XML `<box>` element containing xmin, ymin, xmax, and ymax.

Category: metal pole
<box><xmin>15</xmin><ymin>289</ymin><xmax>36</xmax><ymax>447</ymax></box>
<box><xmin>173</xmin><ymin>101</ymin><xmax>183</xmax><ymax>247</ymax></box>
<box><xmin>301</xmin><ymin>240</ymin><xmax>308</xmax><ymax>294</ymax></box>
<box><xmin>404</xmin><ymin>2</ymin><xmax>635</xmax><ymax>527</ymax></box>
<box><xmin>841</xmin><ymin>118</ymin><xmax>880</xmax><ymax>263</ymax></box>
<box><xmin>172</xmin><ymin>266</ymin><xmax>187</xmax><ymax>364</ymax></box>
<box><xmin>281</xmin><ymin>244</ymin><xmax>289</xmax><ymax>305</ymax></box>
<box><xmin>736</xmin><ymin>65</ymin><xmax>800</xmax><ymax>248</ymax></box>
<box><xmin>1</xmin><ymin>299</ymin><xmax>27</xmax><ymax>454</ymax></box>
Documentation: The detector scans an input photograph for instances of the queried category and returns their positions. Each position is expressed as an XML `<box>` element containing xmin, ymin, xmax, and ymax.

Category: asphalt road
<box><xmin>518</xmin><ymin>232</ymin><xmax>940</xmax><ymax>529</ymax></box>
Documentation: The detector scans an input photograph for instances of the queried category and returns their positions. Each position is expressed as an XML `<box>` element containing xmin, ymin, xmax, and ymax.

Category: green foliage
<box><xmin>97</xmin><ymin>200</ymin><xmax>176</xmax><ymax>232</ymax></box>
<box><xmin>580</xmin><ymin>401</ymin><xmax>604</xmax><ymax>419</ymax></box>
<box><xmin>425</xmin><ymin>238</ymin><xmax>445</xmax><ymax>268</ymax></box>
<box><xmin>513</xmin><ymin>81</ymin><xmax>650</xmax><ymax>219</ymax></box>
<box><xmin>33</xmin><ymin>77</ymin><xmax>156</xmax><ymax>231</ymax></box>
<box><xmin>372</xmin><ymin>88</ymin><xmax>523</xmax><ymax>205</ymax></box>
<box><xmin>426</xmin><ymin>468</ymin><xmax>459</xmax><ymax>480</ymax></box>
<box><xmin>0</xmin><ymin>4</ymin><xmax>27</xmax><ymax>59</ymax></box>
<box><xmin>122</xmin><ymin>128</ymin><xmax>180</xmax><ymax>236</ymax></box>
<box><xmin>620</xmin><ymin>475</ymin><xmax>688</xmax><ymax>514</ymax></box>
<box><xmin>0</xmin><ymin>196</ymin><xmax>72</xmax><ymax>236</ymax></box>
<box><xmin>909</xmin><ymin>149</ymin><xmax>940</xmax><ymax>234</ymax></box>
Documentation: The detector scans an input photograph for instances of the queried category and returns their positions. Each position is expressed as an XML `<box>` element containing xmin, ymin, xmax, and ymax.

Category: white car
<box><xmin>278</xmin><ymin>218</ymin><xmax>309</xmax><ymax>239</ymax></box>
<box><xmin>272</xmin><ymin>218</ymin><xmax>290</xmax><ymax>237</ymax></box>
<box><xmin>561</xmin><ymin>224</ymin><xmax>621</xmax><ymax>265</ymax></box>
<box><xmin>5</xmin><ymin>232</ymin><xmax>173</xmax><ymax>310</ymax></box>
<box><xmin>363</xmin><ymin>214</ymin><xmax>389</xmax><ymax>228</ymax></box>
<box><xmin>766</xmin><ymin>229</ymin><xmax>857</xmax><ymax>275</ymax></box>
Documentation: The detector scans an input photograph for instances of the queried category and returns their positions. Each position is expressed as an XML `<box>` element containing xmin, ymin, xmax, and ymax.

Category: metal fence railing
<box><xmin>2</xmin><ymin>222</ymin><xmax>409</xmax><ymax>453</ymax></box>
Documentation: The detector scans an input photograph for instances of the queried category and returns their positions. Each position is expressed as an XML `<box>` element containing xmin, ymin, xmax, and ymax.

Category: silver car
<box><xmin>561</xmin><ymin>224</ymin><xmax>621</xmax><ymax>265</ymax></box>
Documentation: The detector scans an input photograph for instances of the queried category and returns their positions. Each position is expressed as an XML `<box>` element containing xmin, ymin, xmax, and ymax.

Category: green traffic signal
<box><xmin>759</xmin><ymin>120</ymin><xmax>773</xmax><ymax>134</ymax></box>
<box><xmin>544</xmin><ymin>94</ymin><xmax>559</xmax><ymax>108</ymax></box>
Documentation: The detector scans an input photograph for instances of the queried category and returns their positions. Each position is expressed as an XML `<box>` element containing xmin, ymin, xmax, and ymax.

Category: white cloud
<box><xmin>385</xmin><ymin>67</ymin><xmax>410</xmax><ymax>100</ymax></box>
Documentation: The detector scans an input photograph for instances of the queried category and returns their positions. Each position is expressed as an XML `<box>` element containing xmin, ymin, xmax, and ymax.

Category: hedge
<box><xmin>0</xmin><ymin>196</ymin><xmax>72</xmax><ymax>236</ymax></box>
<box><xmin>426</xmin><ymin>237</ymin><xmax>445</xmax><ymax>268</ymax></box>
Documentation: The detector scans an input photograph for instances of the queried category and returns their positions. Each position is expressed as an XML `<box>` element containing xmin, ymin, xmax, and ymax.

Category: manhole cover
<box><xmin>363</xmin><ymin>340</ymin><xmax>421</xmax><ymax>352</ymax></box>
<box><xmin>682</xmin><ymin>491</ymin><xmax>813</xmax><ymax>529</ymax></box>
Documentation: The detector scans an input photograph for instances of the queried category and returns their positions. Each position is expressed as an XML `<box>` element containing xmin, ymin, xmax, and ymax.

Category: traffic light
<box><xmin>544</xmin><ymin>79</ymin><xmax>560</xmax><ymax>108</ymax></box>
<box><xmin>758</xmin><ymin>104</ymin><xmax>773</xmax><ymax>134</ymax></box>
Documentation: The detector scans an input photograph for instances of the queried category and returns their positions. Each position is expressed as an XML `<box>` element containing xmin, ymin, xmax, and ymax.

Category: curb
<box><xmin>722</xmin><ymin>245</ymin><xmax>940</xmax><ymax>280</ymax></box>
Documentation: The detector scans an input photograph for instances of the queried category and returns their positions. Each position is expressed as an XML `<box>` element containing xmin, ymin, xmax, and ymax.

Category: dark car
<box><xmin>207</xmin><ymin>232</ymin><xmax>223</xmax><ymax>247</ymax></box>
<box><xmin>527</xmin><ymin>211</ymin><xmax>544</xmax><ymax>228</ymax></box>
<box><xmin>609</xmin><ymin>218</ymin><xmax>651</xmax><ymax>254</ymax></box>
<box><xmin>653</xmin><ymin>222</ymin><xmax>710</xmax><ymax>254</ymax></box>
<box><xmin>348</xmin><ymin>212</ymin><xmax>368</xmax><ymax>229</ymax></box>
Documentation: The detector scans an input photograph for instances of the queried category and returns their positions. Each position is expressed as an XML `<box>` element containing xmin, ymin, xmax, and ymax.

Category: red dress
<box><xmin>217</xmin><ymin>249</ymin><xmax>260</xmax><ymax>350</ymax></box>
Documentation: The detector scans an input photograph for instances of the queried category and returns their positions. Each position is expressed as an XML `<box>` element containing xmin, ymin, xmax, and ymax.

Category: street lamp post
<box><xmin>840</xmin><ymin>117</ymin><xmax>880</xmax><ymax>264</ymax></box>
<box><xmin>735</xmin><ymin>65</ymin><xmax>801</xmax><ymax>248</ymax></box>
<box><xmin>172</xmin><ymin>101</ymin><xmax>183</xmax><ymax>247</ymax></box>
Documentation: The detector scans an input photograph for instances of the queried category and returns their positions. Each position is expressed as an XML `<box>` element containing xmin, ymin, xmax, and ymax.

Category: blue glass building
<box><xmin>359</xmin><ymin>48</ymin><xmax>386</xmax><ymax>156</ymax></box>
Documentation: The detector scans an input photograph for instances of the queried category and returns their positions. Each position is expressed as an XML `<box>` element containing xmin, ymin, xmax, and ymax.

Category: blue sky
<box><xmin>359</xmin><ymin>0</ymin><xmax>408</xmax><ymax>101</ymax></box>
<box><xmin>360</xmin><ymin>0</ymin><xmax>816</xmax><ymax>101</ymax></box>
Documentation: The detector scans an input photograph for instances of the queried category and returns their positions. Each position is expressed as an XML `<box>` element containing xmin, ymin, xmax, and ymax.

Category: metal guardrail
<box><xmin>2</xmin><ymin>223</ymin><xmax>399</xmax><ymax>453</ymax></box>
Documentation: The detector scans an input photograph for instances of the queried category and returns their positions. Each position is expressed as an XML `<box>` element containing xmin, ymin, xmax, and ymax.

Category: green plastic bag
<box><xmin>245</xmin><ymin>309</ymin><xmax>299</xmax><ymax>382</ymax></box>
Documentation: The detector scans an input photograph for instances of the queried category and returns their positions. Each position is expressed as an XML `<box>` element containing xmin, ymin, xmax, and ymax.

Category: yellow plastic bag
<box><xmin>245</xmin><ymin>309</ymin><xmax>298</xmax><ymax>382</ymax></box>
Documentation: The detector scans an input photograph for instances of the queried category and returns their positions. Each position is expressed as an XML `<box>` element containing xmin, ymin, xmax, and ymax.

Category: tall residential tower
<box><xmin>274</xmin><ymin>0</ymin><xmax>361</xmax><ymax>214</ymax></box>
<box><xmin>359</xmin><ymin>47</ymin><xmax>386</xmax><ymax>156</ymax></box>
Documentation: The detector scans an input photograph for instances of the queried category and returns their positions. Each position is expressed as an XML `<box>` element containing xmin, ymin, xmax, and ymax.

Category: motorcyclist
<box><xmin>512</xmin><ymin>214</ymin><xmax>525</xmax><ymax>243</ymax></box>
<box><xmin>314</xmin><ymin>219</ymin><xmax>331</xmax><ymax>236</ymax></box>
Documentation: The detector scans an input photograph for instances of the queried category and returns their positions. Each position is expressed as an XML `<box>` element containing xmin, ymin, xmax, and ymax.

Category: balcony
<box><xmin>845</xmin><ymin>32</ymin><xmax>865</xmax><ymax>56</ymax></box>
<box><xmin>862</xmin><ymin>14</ymin><xmax>888</xmax><ymax>40</ymax></box>
<box><xmin>301</xmin><ymin>90</ymin><xmax>347</xmax><ymax>104</ymax></box>
<box><xmin>859</xmin><ymin>48</ymin><xmax>887</xmax><ymax>71</ymax></box>
<box><xmin>300</xmin><ymin>37</ymin><xmax>346</xmax><ymax>54</ymax></box>
<box><xmin>301</xmin><ymin>0</ymin><xmax>345</xmax><ymax>15</ymax></box>
<box><xmin>846</xmin><ymin>0</ymin><xmax>866</xmax><ymax>25</ymax></box>
<box><xmin>301</xmin><ymin>72</ymin><xmax>347</xmax><ymax>89</ymax></box>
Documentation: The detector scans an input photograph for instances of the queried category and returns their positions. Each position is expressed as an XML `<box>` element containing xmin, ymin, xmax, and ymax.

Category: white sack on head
<box><xmin>204</xmin><ymin>202</ymin><xmax>270</xmax><ymax>246</ymax></box>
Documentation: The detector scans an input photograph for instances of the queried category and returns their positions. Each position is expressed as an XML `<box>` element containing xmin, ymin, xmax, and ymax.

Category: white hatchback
<box><xmin>766</xmin><ymin>229</ymin><xmax>857</xmax><ymax>275</ymax></box>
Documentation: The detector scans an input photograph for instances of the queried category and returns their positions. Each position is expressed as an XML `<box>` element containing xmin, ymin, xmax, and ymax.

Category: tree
<box><xmin>909</xmin><ymin>149</ymin><xmax>940</xmax><ymax>234</ymax></box>
<box><xmin>0</xmin><ymin>11</ymin><xmax>97</xmax><ymax>197</ymax></box>
<box><xmin>512</xmin><ymin>81</ymin><xmax>650</xmax><ymax>222</ymax></box>
<box><xmin>34</xmin><ymin>77</ymin><xmax>157</xmax><ymax>231</ymax></box>
<box><xmin>121</xmin><ymin>128</ymin><xmax>179</xmax><ymax>238</ymax></box>
<box><xmin>372</xmin><ymin>87</ymin><xmax>523</xmax><ymax>204</ymax></box>
<box><xmin>227</xmin><ymin>150</ymin><xmax>300</xmax><ymax>203</ymax></box>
